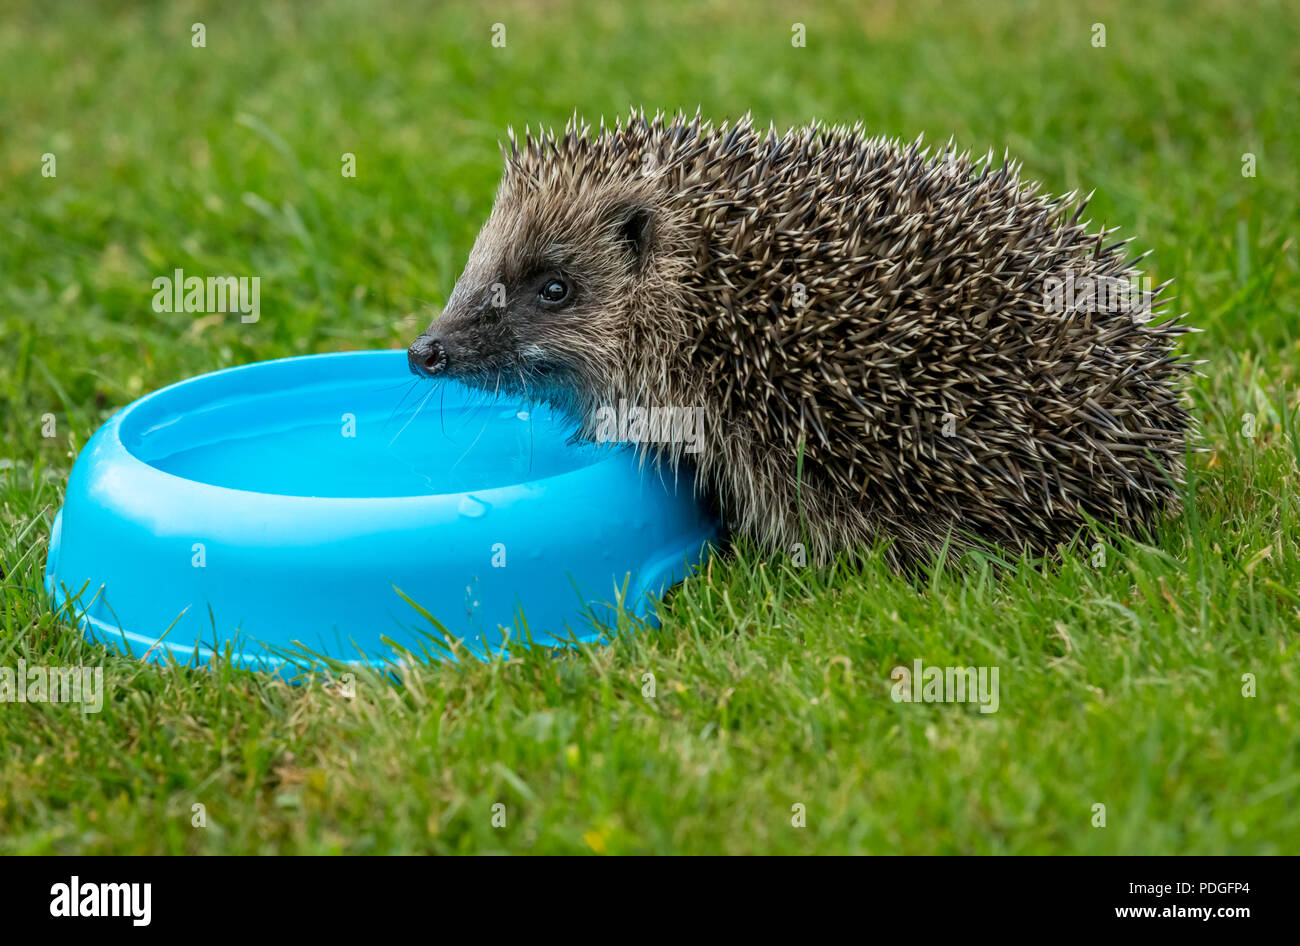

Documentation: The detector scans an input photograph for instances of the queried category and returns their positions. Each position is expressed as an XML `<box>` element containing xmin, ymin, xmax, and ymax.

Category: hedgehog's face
<box><xmin>408</xmin><ymin>181</ymin><xmax>662</xmax><ymax>409</ymax></box>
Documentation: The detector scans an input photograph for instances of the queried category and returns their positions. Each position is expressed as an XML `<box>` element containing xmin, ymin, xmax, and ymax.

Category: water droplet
<box><xmin>458</xmin><ymin>495</ymin><xmax>489</xmax><ymax>518</ymax></box>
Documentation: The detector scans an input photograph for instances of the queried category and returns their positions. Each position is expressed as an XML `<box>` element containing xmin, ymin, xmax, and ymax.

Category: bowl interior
<box><xmin>117</xmin><ymin>353</ymin><xmax>610</xmax><ymax>498</ymax></box>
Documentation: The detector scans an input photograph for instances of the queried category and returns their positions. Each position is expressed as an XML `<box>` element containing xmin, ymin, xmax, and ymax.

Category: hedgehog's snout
<box><xmin>407</xmin><ymin>333</ymin><xmax>448</xmax><ymax>378</ymax></box>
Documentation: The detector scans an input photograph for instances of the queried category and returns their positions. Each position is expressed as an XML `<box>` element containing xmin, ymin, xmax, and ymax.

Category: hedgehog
<box><xmin>407</xmin><ymin>110</ymin><xmax>1194</xmax><ymax>569</ymax></box>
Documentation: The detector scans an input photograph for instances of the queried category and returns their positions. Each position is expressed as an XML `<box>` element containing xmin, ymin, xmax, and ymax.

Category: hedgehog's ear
<box><xmin>613</xmin><ymin>204</ymin><xmax>654</xmax><ymax>271</ymax></box>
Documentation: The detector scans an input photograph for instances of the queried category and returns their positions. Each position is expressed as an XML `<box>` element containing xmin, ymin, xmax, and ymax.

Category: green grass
<box><xmin>2</xmin><ymin>0</ymin><xmax>1299</xmax><ymax>854</ymax></box>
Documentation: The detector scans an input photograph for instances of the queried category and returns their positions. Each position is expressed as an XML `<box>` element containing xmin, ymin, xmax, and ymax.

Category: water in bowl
<box><xmin>141</xmin><ymin>387</ymin><xmax>609</xmax><ymax>498</ymax></box>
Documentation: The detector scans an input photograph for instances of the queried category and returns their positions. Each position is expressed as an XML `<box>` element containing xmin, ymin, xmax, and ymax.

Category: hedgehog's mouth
<box><xmin>408</xmin><ymin>324</ymin><xmax>585</xmax><ymax>406</ymax></box>
<box><xmin>450</xmin><ymin>356</ymin><xmax>576</xmax><ymax>401</ymax></box>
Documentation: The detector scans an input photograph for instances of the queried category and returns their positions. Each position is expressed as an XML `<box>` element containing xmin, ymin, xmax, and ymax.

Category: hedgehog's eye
<box><xmin>538</xmin><ymin>277</ymin><xmax>570</xmax><ymax>306</ymax></box>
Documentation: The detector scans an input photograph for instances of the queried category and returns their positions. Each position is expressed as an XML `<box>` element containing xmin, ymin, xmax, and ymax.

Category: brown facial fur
<box><xmin>412</xmin><ymin>110</ymin><xmax>1194</xmax><ymax>568</ymax></box>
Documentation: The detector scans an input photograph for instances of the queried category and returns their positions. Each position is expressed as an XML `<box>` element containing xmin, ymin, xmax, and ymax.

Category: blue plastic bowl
<box><xmin>43</xmin><ymin>350</ymin><xmax>720</xmax><ymax>674</ymax></box>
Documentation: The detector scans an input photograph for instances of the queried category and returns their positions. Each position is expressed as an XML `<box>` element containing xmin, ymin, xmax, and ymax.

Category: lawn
<box><xmin>1</xmin><ymin>0</ymin><xmax>1298</xmax><ymax>854</ymax></box>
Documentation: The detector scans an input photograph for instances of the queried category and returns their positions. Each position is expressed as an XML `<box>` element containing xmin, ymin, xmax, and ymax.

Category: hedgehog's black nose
<box><xmin>408</xmin><ymin>334</ymin><xmax>448</xmax><ymax>377</ymax></box>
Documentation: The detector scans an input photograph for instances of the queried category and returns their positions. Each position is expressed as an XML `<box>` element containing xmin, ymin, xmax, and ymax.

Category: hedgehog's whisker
<box><xmin>383</xmin><ymin>379</ymin><xmax>423</xmax><ymax>430</ymax></box>
<box><xmin>388</xmin><ymin>384</ymin><xmax>438</xmax><ymax>447</ymax></box>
